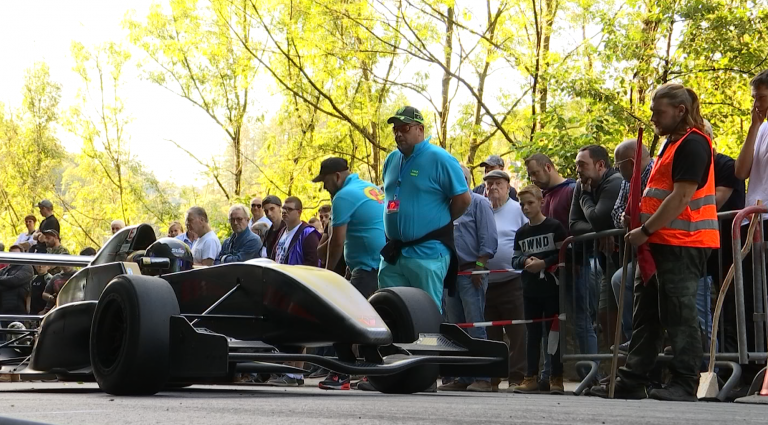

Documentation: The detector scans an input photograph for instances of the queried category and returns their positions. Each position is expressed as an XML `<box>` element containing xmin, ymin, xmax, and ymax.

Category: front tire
<box><xmin>367</xmin><ymin>287</ymin><xmax>442</xmax><ymax>394</ymax></box>
<box><xmin>90</xmin><ymin>274</ymin><xmax>179</xmax><ymax>395</ymax></box>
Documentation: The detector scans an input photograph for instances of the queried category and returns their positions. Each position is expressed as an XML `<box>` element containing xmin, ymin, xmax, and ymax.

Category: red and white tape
<box><xmin>455</xmin><ymin>313</ymin><xmax>566</xmax><ymax>329</ymax></box>
<box><xmin>455</xmin><ymin>314</ymin><xmax>564</xmax><ymax>355</ymax></box>
<box><xmin>457</xmin><ymin>264</ymin><xmax>565</xmax><ymax>276</ymax></box>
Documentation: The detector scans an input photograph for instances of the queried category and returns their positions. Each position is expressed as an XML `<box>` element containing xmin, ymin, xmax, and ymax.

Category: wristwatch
<box><xmin>475</xmin><ymin>260</ymin><xmax>486</xmax><ymax>269</ymax></box>
<box><xmin>640</xmin><ymin>224</ymin><xmax>653</xmax><ymax>237</ymax></box>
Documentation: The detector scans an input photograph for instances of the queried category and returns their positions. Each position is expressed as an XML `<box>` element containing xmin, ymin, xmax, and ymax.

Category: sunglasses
<box><xmin>392</xmin><ymin>124</ymin><xmax>414</xmax><ymax>135</ymax></box>
<box><xmin>251</xmin><ymin>203</ymin><xmax>262</xmax><ymax>208</ymax></box>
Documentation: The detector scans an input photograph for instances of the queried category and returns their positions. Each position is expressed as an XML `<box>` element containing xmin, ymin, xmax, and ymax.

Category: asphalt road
<box><xmin>0</xmin><ymin>381</ymin><xmax>765</xmax><ymax>425</ymax></box>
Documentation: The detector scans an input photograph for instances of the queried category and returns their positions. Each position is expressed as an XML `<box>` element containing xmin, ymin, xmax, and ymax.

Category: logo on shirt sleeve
<box><xmin>364</xmin><ymin>186</ymin><xmax>385</xmax><ymax>203</ymax></box>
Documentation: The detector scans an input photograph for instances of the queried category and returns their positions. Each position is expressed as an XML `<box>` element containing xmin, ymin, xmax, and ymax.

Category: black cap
<box><xmin>387</xmin><ymin>106</ymin><xmax>425</xmax><ymax>125</ymax></box>
<box><xmin>312</xmin><ymin>157</ymin><xmax>349</xmax><ymax>183</ymax></box>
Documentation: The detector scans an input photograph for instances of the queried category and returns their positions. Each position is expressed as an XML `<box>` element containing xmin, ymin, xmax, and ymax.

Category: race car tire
<box><xmin>90</xmin><ymin>274</ymin><xmax>179</xmax><ymax>395</ymax></box>
<box><xmin>367</xmin><ymin>287</ymin><xmax>441</xmax><ymax>394</ymax></box>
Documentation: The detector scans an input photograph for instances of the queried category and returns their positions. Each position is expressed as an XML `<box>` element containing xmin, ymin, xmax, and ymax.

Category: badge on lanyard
<box><xmin>387</xmin><ymin>199</ymin><xmax>400</xmax><ymax>214</ymax></box>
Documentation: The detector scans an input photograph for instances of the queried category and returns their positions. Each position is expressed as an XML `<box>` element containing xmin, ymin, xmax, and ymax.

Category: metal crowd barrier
<box><xmin>556</xmin><ymin>209</ymin><xmax>768</xmax><ymax>398</ymax></box>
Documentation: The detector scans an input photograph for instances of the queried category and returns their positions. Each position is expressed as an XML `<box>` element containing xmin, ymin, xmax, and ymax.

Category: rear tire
<box><xmin>367</xmin><ymin>287</ymin><xmax>441</xmax><ymax>394</ymax></box>
<box><xmin>90</xmin><ymin>274</ymin><xmax>179</xmax><ymax>395</ymax></box>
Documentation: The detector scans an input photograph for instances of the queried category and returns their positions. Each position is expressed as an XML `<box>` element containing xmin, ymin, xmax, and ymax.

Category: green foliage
<box><xmin>2</xmin><ymin>0</ymin><xmax>768</xmax><ymax>250</ymax></box>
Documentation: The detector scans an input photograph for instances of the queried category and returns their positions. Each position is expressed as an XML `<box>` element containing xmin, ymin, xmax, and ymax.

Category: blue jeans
<box><xmin>612</xmin><ymin>263</ymin><xmax>635</xmax><ymax>341</ymax></box>
<box><xmin>568</xmin><ymin>258</ymin><xmax>599</xmax><ymax>356</ymax></box>
<box><xmin>444</xmin><ymin>274</ymin><xmax>490</xmax><ymax>384</ymax></box>
<box><xmin>697</xmin><ymin>276</ymin><xmax>715</xmax><ymax>351</ymax></box>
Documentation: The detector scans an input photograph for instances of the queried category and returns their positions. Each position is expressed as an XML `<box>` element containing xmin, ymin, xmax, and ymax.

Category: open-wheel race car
<box><xmin>0</xmin><ymin>224</ymin><xmax>508</xmax><ymax>395</ymax></box>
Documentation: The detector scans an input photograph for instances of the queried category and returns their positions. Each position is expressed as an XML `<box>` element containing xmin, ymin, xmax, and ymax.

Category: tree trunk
<box><xmin>233</xmin><ymin>129</ymin><xmax>242</xmax><ymax>197</ymax></box>
<box><xmin>438</xmin><ymin>6</ymin><xmax>454</xmax><ymax>149</ymax></box>
<box><xmin>537</xmin><ymin>0</ymin><xmax>558</xmax><ymax>127</ymax></box>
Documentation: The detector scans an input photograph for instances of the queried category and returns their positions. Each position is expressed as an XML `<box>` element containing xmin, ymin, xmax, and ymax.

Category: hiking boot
<box><xmin>511</xmin><ymin>376</ymin><xmax>539</xmax><ymax>394</ymax></box>
<box><xmin>549</xmin><ymin>376</ymin><xmax>564</xmax><ymax>394</ymax></box>
<box><xmin>589</xmin><ymin>383</ymin><xmax>647</xmax><ymax>400</ymax></box>
<box><xmin>467</xmin><ymin>380</ymin><xmax>494</xmax><ymax>392</ymax></box>
<box><xmin>438</xmin><ymin>380</ymin><xmax>470</xmax><ymax>392</ymax></box>
<box><xmin>649</xmin><ymin>385</ymin><xmax>697</xmax><ymax>402</ymax></box>
<box><xmin>318</xmin><ymin>373</ymin><xmax>350</xmax><ymax>390</ymax></box>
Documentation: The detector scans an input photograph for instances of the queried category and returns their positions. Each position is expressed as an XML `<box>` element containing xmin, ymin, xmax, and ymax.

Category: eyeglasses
<box><xmin>282</xmin><ymin>206</ymin><xmax>298</xmax><ymax>213</ymax></box>
<box><xmin>392</xmin><ymin>124</ymin><xmax>413</xmax><ymax>135</ymax></box>
<box><xmin>229</xmin><ymin>217</ymin><xmax>248</xmax><ymax>223</ymax></box>
<box><xmin>251</xmin><ymin>203</ymin><xmax>262</xmax><ymax>208</ymax></box>
<box><xmin>614</xmin><ymin>158</ymin><xmax>634</xmax><ymax>168</ymax></box>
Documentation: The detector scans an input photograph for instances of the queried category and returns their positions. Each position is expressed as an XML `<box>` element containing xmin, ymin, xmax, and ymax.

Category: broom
<box><xmin>698</xmin><ymin>204</ymin><xmax>761</xmax><ymax>399</ymax></box>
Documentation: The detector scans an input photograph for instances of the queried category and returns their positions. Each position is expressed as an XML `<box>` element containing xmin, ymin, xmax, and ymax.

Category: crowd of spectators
<box><xmin>2</xmin><ymin>69</ymin><xmax>768</xmax><ymax>400</ymax></box>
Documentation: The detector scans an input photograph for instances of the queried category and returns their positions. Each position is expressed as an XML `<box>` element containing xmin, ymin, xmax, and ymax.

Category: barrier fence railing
<box><xmin>556</xmin><ymin>209</ymin><xmax>768</xmax><ymax>398</ymax></box>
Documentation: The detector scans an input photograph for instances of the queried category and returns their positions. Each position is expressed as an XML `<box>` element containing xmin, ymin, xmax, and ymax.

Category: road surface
<box><xmin>0</xmin><ymin>380</ymin><xmax>765</xmax><ymax>425</ymax></box>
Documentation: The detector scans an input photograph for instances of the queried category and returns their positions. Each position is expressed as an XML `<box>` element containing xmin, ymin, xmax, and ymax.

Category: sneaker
<box><xmin>467</xmin><ymin>380</ymin><xmax>494</xmax><ymax>392</ymax></box>
<box><xmin>354</xmin><ymin>377</ymin><xmax>377</xmax><ymax>391</ymax></box>
<box><xmin>437</xmin><ymin>380</ymin><xmax>470</xmax><ymax>392</ymax></box>
<box><xmin>610</xmin><ymin>341</ymin><xmax>631</xmax><ymax>354</ymax></box>
<box><xmin>589</xmin><ymin>383</ymin><xmax>647</xmax><ymax>399</ymax></box>
<box><xmin>510</xmin><ymin>376</ymin><xmax>539</xmax><ymax>394</ymax></box>
<box><xmin>422</xmin><ymin>382</ymin><xmax>437</xmax><ymax>393</ymax></box>
<box><xmin>550</xmin><ymin>376</ymin><xmax>565</xmax><ymax>395</ymax></box>
<box><xmin>309</xmin><ymin>368</ymin><xmax>329</xmax><ymax>379</ymax></box>
<box><xmin>268</xmin><ymin>375</ymin><xmax>301</xmax><ymax>387</ymax></box>
<box><xmin>318</xmin><ymin>374</ymin><xmax>350</xmax><ymax>390</ymax></box>
<box><xmin>649</xmin><ymin>385</ymin><xmax>697</xmax><ymax>402</ymax></box>
<box><xmin>663</xmin><ymin>346</ymin><xmax>673</xmax><ymax>355</ymax></box>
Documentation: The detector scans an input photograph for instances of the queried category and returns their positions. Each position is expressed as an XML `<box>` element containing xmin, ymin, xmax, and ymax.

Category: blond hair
<box><xmin>518</xmin><ymin>184</ymin><xmax>543</xmax><ymax>200</ymax></box>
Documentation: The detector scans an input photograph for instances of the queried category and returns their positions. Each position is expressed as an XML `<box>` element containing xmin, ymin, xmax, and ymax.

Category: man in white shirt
<box><xmin>185</xmin><ymin>206</ymin><xmax>221</xmax><ymax>266</ymax></box>
<box><xmin>731</xmin><ymin>69</ymin><xmax>768</xmax><ymax>384</ymax></box>
<box><xmin>483</xmin><ymin>170</ymin><xmax>528</xmax><ymax>388</ymax></box>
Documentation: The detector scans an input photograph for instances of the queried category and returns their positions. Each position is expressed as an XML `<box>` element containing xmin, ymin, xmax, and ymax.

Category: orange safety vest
<box><xmin>639</xmin><ymin>127</ymin><xmax>719</xmax><ymax>248</ymax></box>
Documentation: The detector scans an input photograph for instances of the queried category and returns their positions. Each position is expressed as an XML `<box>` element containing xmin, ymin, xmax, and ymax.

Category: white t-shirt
<box><xmin>15</xmin><ymin>231</ymin><xmax>35</xmax><ymax>247</ymax></box>
<box><xmin>249</xmin><ymin>215</ymin><xmax>272</xmax><ymax>228</ymax></box>
<box><xmin>487</xmin><ymin>198</ymin><xmax>528</xmax><ymax>283</ymax></box>
<box><xmin>275</xmin><ymin>224</ymin><xmax>301</xmax><ymax>264</ymax></box>
<box><xmin>746</xmin><ymin>122</ymin><xmax>768</xmax><ymax>222</ymax></box>
<box><xmin>192</xmin><ymin>230</ymin><xmax>222</xmax><ymax>264</ymax></box>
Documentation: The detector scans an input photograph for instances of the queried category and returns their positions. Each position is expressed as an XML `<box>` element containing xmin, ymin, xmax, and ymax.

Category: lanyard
<box><xmin>394</xmin><ymin>154</ymin><xmax>413</xmax><ymax>201</ymax></box>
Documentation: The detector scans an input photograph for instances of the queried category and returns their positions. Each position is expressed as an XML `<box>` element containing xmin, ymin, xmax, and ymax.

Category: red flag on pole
<box><xmin>625</xmin><ymin>127</ymin><xmax>657</xmax><ymax>283</ymax></box>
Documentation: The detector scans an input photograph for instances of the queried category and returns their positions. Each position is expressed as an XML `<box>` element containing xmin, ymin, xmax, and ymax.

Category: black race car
<box><xmin>0</xmin><ymin>224</ymin><xmax>508</xmax><ymax>395</ymax></box>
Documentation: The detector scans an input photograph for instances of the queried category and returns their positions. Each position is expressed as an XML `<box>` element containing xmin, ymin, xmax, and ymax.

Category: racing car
<box><xmin>0</xmin><ymin>224</ymin><xmax>508</xmax><ymax>395</ymax></box>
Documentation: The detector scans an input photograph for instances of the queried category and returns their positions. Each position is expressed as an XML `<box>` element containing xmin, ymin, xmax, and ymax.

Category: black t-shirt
<box><xmin>707</xmin><ymin>153</ymin><xmax>746</xmax><ymax>279</ymax></box>
<box><xmin>39</xmin><ymin>215</ymin><xmax>60</xmax><ymax>234</ymax></box>
<box><xmin>512</xmin><ymin>217</ymin><xmax>567</xmax><ymax>298</ymax></box>
<box><xmin>30</xmin><ymin>273</ymin><xmax>52</xmax><ymax>314</ymax></box>
<box><xmin>663</xmin><ymin>132</ymin><xmax>712</xmax><ymax>189</ymax></box>
<box><xmin>713</xmin><ymin>153</ymin><xmax>746</xmax><ymax>213</ymax></box>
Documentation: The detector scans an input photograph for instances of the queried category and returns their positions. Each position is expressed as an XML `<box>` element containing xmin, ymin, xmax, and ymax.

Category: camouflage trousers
<box><xmin>617</xmin><ymin>243</ymin><xmax>710</xmax><ymax>395</ymax></box>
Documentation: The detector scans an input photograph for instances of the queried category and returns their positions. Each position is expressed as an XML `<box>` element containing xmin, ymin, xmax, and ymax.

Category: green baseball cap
<box><xmin>387</xmin><ymin>106</ymin><xmax>425</xmax><ymax>125</ymax></box>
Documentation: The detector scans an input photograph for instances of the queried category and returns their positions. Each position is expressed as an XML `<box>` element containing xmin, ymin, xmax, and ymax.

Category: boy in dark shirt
<box><xmin>30</xmin><ymin>265</ymin><xmax>52</xmax><ymax>314</ymax></box>
<box><xmin>510</xmin><ymin>185</ymin><xmax>567</xmax><ymax>395</ymax></box>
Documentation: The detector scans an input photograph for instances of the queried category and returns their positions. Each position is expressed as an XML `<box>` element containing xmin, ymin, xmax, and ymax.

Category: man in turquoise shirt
<box><xmin>379</xmin><ymin>106</ymin><xmax>471</xmax><ymax>310</ymax></box>
<box><xmin>313</xmin><ymin>156</ymin><xmax>387</xmax><ymax>391</ymax></box>
<box><xmin>313</xmin><ymin>157</ymin><xmax>386</xmax><ymax>298</ymax></box>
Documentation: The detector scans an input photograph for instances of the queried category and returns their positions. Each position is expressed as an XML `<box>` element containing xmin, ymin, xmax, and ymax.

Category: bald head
<box><xmin>615</xmin><ymin>139</ymin><xmax>649</xmax><ymax>161</ymax></box>
<box><xmin>614</xmin><ymin>138</ymin><xmax>651</xmax><ymax>181</ymax></box>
